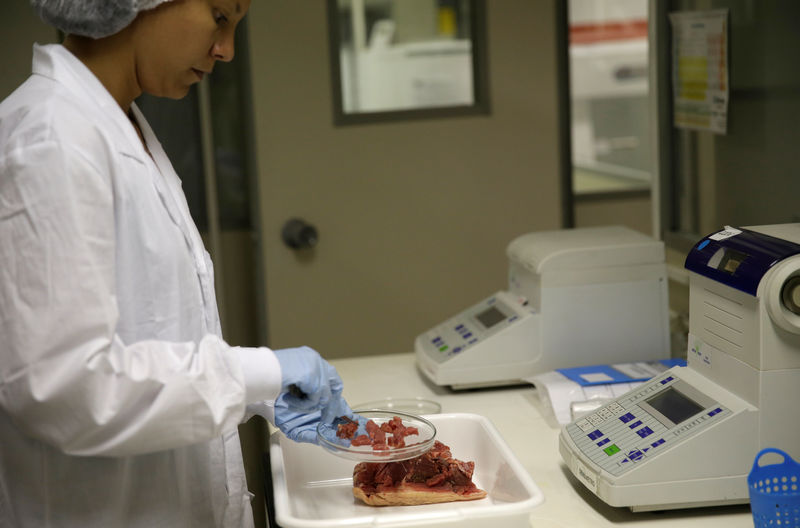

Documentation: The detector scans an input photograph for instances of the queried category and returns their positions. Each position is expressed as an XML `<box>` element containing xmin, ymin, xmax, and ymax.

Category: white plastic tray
<box><xmin>269</xmin><ymin>413</ymin><xmax>544</xmax><ymax>528</ymax></box>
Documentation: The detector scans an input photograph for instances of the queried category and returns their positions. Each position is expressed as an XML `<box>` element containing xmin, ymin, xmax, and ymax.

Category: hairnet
<box><xmin>30</xmin><ymin>0</ymin><xmax>171</xmax><ymax>39</ymax></box>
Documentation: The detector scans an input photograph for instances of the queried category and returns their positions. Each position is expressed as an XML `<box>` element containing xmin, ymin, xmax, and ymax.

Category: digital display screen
<box><xmin>645</xmin><ymin>387</ymin><xmax>704</xmax><ymax>425</ymax></box>
<box><xmin>718</xmin><ymin>249</ymin><xmax>747</xmax><ymax>274</ymax></box>
<box><xmin>476</xmin><ymin>306</ymin><xmax>506</xmax><ymax>329</ymax></box>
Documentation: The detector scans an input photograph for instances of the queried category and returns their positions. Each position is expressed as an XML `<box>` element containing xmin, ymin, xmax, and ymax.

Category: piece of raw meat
<box><xmin>337</xmin><ymin>415</ymin><xmax>421</xmax><ymax>451</ymax></box>
<box><xmin>352</xmin><ymin>440</ymin><xmax>487</xmax><ymax>506</ymax></box>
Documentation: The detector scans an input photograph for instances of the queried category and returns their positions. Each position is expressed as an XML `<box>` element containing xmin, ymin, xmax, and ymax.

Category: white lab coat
<box><xmin>0</xmin><ymin>44</ymin><xmax>281</xmax><ymax>527</ymax></box>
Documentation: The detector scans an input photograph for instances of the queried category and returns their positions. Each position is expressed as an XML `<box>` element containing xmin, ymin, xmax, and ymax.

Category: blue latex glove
<box><xmin>274</xmin><ymin>347</ymin><xmax>341</xmax><ymax>411</ymax></box>
<box><xmin>273</xmin><ymin>397</ymin><xmax>323</xmax><ymax>444</ymax></box>
<box><xmin>321</xmin><ymin>391</ymin><xmax>355</xmax><ymax>424</ymax></box>
<box><xmin>273</xmin><ymin>347</ymin><xmax>358</xmax><ymax>444</ymax></box>
<box><xmin>274</xmin><ymin>393</ymin><xmax>360</xmax><ymax>444</ymax></box>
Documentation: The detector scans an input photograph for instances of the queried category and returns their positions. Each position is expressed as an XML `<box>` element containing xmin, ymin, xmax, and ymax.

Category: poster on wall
<box><xmin>668</xmin><ymin>9</ymin><xmax>729</xmax><ymax>134</ymax></box>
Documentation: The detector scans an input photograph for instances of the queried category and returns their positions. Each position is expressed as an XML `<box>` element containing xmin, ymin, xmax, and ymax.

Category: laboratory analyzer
<box><xmin>559</xmin><ymin>224</ymin><xmax>800</xmax><ymax>511</ymax></box>
<box><xmin>415</xmin><ymin>226</ymin><xmax>670</xmax><ymax>389</ymax></box>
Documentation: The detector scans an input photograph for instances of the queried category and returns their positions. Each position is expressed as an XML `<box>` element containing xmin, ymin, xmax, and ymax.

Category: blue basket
<box><xmin>748</xmin><ymin>448</ymin><xmax>800</xmax><ymax>528</ymax></box>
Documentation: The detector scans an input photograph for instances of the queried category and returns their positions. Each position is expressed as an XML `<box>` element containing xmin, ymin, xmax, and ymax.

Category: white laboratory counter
<box><xmin>328</xmin><ymin>352</ymin><xmax>753</xmax><ymax>528</ymax></box>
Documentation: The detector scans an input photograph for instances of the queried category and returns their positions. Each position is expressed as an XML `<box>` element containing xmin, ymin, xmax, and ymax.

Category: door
<box><xmin>246</xmin><ymin>0</ymin><xmax>565</xmax><ymax>359</ymax></box>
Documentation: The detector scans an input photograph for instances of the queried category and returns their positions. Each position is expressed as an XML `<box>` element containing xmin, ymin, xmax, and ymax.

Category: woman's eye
<box><xmin>214</xmin><ymin>11</ymin><xmax>229</xmax><ymax>25</ymax></box>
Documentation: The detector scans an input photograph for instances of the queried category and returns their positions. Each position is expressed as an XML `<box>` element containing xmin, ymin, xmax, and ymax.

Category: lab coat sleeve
<box><xmin>0</xmin><ymin>139</ymin><xmax>281</xmax><ymax>457</ymax></box>
<box><xmin>237</xmin><ymin>346</ymin><xmax>280</xmax><ymax>424</ymax></box>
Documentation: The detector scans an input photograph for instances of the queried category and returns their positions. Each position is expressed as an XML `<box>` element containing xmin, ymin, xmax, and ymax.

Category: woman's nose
<box><xmin>212</xmin><ymin>35</ymin><xmax>235</xmax><ymax>62</ymax></box>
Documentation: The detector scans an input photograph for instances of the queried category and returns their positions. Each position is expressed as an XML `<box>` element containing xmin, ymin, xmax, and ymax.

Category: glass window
<box><xmin>569</xmin><ymin>0</ymin><xmax>651</xmax><ymax>195</ymax></box>
<box><xmin>329</xmin><ymin>0</ymin><xmax>489</xmax><ymax>124</ymax></box>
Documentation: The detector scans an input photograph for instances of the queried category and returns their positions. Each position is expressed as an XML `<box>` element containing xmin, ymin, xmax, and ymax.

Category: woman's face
<box><xmin>132</xmin><ymin>0</ymin><xmax>251</xmax><ymax>99</ymax></box>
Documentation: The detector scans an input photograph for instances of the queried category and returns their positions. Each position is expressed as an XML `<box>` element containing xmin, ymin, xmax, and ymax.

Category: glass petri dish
<box><xmin>353</xmin><ymin>397</ymin><xmax>441</xmax><ymax>415</ymax></box>
<box><xmin>317</xmin><ymin>409</ymin><xmax>436</xmax><ymax>462</ymax></box>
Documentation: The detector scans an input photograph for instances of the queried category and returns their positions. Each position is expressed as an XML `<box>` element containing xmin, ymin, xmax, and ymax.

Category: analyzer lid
<box><xmin>506</xmin><ymin>225</ymin><xmax>664</xmax><ymax>274</ymax></box>
<box><xmin>685</xmin><ymin>225</ymin><xmax>800</xmax><ymax>296</ymax></box>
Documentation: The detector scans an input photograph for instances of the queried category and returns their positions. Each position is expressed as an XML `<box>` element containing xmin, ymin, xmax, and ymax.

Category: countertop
<box><xmin>329</xmin><ymin>352</ymin><xmax>753</xmax><ymax>528</ymax></box>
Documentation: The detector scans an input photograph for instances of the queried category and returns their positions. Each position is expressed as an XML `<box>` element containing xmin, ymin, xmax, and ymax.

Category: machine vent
<box><xmin>700</xmin><ymin>287</ymin><xmax>745</xmax><ymax>352</ymax></box>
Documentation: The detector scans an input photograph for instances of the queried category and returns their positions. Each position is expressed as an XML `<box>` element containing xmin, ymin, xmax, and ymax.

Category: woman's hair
<box><xmin>30</xmin><ymin>0</ymin><xmax>171</xmax><ymax>39</ymax></box>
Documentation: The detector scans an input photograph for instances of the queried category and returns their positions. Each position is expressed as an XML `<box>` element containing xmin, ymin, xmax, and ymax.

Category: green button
<box><xmin>439</xmin><ymin>345</ymin><xmax>449</xmax><ymax>352</ymax></box>
<box><xmin>603</xmin><ymin>444</ymin><xmax>620</xmax><ymax>456</ymax></box>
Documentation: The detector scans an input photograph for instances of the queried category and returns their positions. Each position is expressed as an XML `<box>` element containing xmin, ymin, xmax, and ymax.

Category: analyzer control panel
<box><xmin>416</xmin><ymin>291</ymin><xmax>533</xmax><ymax>364</ymax></box>
<box><xmin>564</xmin><ymin>372</ymin><xmax>730</xmax><ymax>477</ymax></box>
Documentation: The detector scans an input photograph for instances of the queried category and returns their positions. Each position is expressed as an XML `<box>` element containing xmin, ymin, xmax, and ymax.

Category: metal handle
<box><xmin>281</xmin><ymin>218</ymin><xmax>318</xmax><ymax>250</ymax></box>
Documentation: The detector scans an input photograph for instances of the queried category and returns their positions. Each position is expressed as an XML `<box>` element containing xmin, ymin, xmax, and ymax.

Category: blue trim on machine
<box><xmin>684</xmin><ymin>227</ymin><xmax>800</xmax><ymax>296</ymax></box>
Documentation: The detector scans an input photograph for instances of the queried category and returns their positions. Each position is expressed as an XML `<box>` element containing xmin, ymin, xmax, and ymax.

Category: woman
<box><xmin>0</xmin><ymin>1</ymin><xmax>352</xmax><ymax>526</ymax></box>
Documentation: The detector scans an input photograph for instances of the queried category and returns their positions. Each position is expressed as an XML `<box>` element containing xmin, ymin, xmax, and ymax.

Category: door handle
<box><xmin>282</xmin><ymin>218</ymin><xmax>319</xmax><ymax>250</ymax></box>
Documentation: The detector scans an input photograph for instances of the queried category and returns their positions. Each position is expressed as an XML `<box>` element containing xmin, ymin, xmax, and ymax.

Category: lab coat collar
<box><xmin>31</xmin><ymin>43</ymin><xmax>211</xmax><ymax>315</ymax></box>
<box><xmin>129</xmin><ymin>101</ymin><xmax>205</xmax><ymax>268</ymax></box>
<box><xmin>31</xmin><ymin>43</ymin><xmax>147</xmax><ymax>161</ymax></box>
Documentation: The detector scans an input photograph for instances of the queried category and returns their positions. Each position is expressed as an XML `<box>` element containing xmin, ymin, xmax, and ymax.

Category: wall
<box><xmin>0</xmin><ymin>3</ymin><xmax>58</xmax><ymax>100</ymax></box>
<box><xmin>247</xmin><ymin>0</ymin><xmax>567</xmax><ymax>359</ymax></box>
<box><xmin>574</xmin><ymin>190</ymin><xmax>652</xmax><ymax>234</ymax></box>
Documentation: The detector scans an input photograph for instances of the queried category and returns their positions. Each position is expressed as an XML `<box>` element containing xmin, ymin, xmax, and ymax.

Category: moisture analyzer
<box><xmin>415</xmin><ymin>226</ymin><xmax>670</xmax><ymax>389</ymax></box>
<box><xmin>559</xmin><ymin>224</ymin><xmax>800</xmax><ymax>511</ymax></box>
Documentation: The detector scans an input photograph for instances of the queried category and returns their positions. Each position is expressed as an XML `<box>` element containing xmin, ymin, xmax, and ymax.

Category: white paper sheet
<box><xmin>669</xmin><ymin>9</ymin><xmax>730</xmax><ymax>133</ymax></box>
<box><xmin>526</xmin><ymin>371</ymin><xmax>643</xmax><ymax>425</ymax></box>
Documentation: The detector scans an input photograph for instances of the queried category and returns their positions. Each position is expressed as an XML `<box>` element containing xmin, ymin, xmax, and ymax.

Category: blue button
<box><xmin>619</xmin><ymin>413</ymin><xmax>635</xmax><ymax>423</ymax></box>
<box><xmin>597</xmin><ymin>438</ymin><xmax>610</xmax><ymax>447</ymax></box>
<box><xmin>629</xmin><ymin>420</ymin><xmax>643</xmax><ymax>429</ymax></box>
<box><xmin>628</xmin><ymin>449</ymin><xmax>644</xmax><ymax>461</ymax></box>
<box><xmin>698</xmin><ymin>239</ymin><xmax>710</xmax><ymax>250</ymax></box>
<box><xmin>588</xmin><ymin>430</ymin><xmax>604</xmax><ymax>440</ymax></box>
<box><xmin>636</xmin><ymin>426</ymin><xmax>653</xmax><ymax>438</ymax></box>
<box><xmin>468</xmin><ymin>339</ymin><xmax>478</xmax><ymax>344</ymax></box>
<box><xmin>651</xmin><ymin>438</ymin><xmax>665</xmax><ymax>448</ymax></box>
<box><xmin>463</xmin><ymin>332</ymin><xmax>473</xmax><ymax>339</ymax></box>
<box><xmin>452</xmin><ymin>347</ymin><xmax>462</xmax><ymax>354</ymax></box>
<box><xmin>455</xmin><ymin>325</ymin><xmax>464</xmax><ymax>331</ymax></box>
